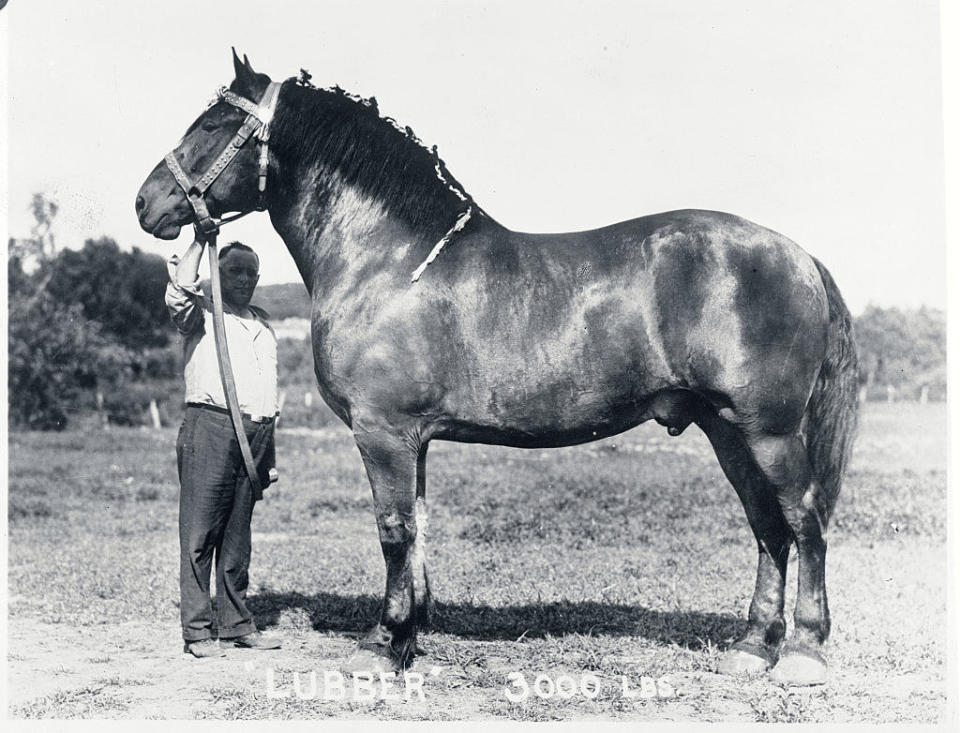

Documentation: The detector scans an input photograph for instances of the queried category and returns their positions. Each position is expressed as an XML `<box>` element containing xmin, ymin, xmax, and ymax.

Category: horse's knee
<box><xmin>377</xmin><ymin>511</ymin><xmax>417</xmax><ymax>551</ymax></box>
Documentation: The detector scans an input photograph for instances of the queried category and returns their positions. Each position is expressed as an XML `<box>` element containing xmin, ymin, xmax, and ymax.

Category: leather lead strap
<box><xmin>207</xmin><ymin>236</ymin><xmax>264</xmax><ymax>498</ymax></box>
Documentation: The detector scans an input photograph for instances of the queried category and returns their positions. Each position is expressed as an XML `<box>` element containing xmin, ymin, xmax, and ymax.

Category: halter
<box><xmin>164</xmin><ymin>82</ymin><xmax>282</xmax><ymax>236</ymax></box>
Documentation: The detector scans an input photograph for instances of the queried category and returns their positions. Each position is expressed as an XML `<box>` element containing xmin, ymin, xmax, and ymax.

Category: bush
<box><xmin>100</xmin><ymin>379</ymin><xmax>184</xmax><ymax>427</ymax></box>
<box><xmin>7</xmin><ymin>291</ymin><xmax>118</xmax><ymax>430</ymax></box>
<box><xmin>855</xmin><ymin>306</ymin><xmax>945</xmax><ymax>400</ymax></box>
<box><xmin>277</xmin><ymin>337</ymin><xmax>316</xmax><ymax>386</ymax></box>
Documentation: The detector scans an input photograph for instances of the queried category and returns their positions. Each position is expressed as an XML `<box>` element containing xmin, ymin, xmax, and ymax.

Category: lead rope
<box><xmin>207</xmin><ymin>235</ymin><xmax>264</xmax><ymax>498</ymax></box>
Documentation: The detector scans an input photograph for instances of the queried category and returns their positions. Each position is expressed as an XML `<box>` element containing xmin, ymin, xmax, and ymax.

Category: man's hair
<box><xmin>219</xmin><ymin>241</ymin><xmax>259</xmax><ymax>268</ymax></box>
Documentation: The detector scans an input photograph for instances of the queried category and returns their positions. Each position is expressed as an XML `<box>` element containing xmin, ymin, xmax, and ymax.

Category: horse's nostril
<box><xmin>135</xmin><ymin>195</ymin><xmax>146</xmax><ymax>213</ymax></box>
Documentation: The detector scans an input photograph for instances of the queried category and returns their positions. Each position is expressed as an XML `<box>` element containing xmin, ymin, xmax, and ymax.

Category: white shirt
<box><xmin>165</xmin><ymin>256</ymin><xmax>279</xmax><ymax>418</ymax></box>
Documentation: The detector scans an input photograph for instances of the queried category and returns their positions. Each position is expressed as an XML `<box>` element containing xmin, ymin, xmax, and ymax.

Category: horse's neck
<box><xmin>270</xmin><ymin>162</ymin><xmax>431</xmax><ymax>302</ymax></box>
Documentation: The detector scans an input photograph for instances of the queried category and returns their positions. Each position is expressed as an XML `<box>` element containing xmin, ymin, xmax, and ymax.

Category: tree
<box><xmin>8</xmin><ymin>193</ymin><xmax>60</xmax><ymax>311</ymax></box>
<box><xmin>45</xmin><ymin>238</ymin><xmax>172</xmax><ymax>351</ymax></box>
<box><xmin>7</xmin><ymin>194</ymin><xmax>138</xmax><ymax>429</ymax></box>
<box><xmin>8</xmin><ymin>193</ymin><xmax>58</xmax><ymax>266</ymax></box>
<box><xmin>854</xmin><ymin>306</ymin><xmax>946</xmax><ymax>400</ymax></box>
<box><xmin>8</xmin><ymin>289</ymin><xmax>127</xmax><ymax>429</ymax></box>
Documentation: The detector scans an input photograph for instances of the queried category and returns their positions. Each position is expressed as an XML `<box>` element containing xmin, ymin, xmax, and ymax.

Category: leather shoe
<box><xmin>221</xmin><ymin>630</ymin><xmax>281</xmax><ymax>650</ymax></box>
<box><xmin>184</xmin><ymin>639</ymin><xmax>226</xmax><ymax>658</ymax></box>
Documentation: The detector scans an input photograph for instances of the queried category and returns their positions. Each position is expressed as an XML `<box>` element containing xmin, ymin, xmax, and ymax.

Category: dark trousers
<box><xmin>176</xmin><ymin>405</ymin><xmax>275</xmax><ymax>642</ymax></box>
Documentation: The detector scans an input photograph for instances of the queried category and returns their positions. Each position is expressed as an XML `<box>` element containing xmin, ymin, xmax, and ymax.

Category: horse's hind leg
<box><xmin>745</xmin><ymin>432</ymin><xmax>832</xmax><ymax>686</ymax></box>
<box><xmin>697</xmin><ymin>409</ymin><xmax>791</xmax><ymax>674</ymax></box>
<box><xmin>341</xmin><ymin>425</ymin><xmax>422</xmax><ymax>674</ymax></box>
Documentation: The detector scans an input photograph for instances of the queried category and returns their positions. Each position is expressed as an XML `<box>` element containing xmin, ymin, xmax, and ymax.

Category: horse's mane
<box><xmin>270</xmin><ymin>77</ymin><xmax>478</xmax><ymax>234</ymax></box>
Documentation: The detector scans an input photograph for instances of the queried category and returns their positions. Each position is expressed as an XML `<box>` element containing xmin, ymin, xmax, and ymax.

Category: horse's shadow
<box><xmin>247</xmin><ymin>591</ymin><xmax>744</xmax><ymax>651</ymax></box>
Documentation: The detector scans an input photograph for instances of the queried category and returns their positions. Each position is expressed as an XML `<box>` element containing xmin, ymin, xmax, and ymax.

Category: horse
<box><xmin>136</xmin><ymin>51</ymin><xmax>859</xmax><ymax>686</ymax></box>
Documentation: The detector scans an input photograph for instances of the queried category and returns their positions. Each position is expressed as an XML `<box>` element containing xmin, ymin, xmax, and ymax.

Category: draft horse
<box><xmin>137</xmin><ymin>52</ymin><xmax>859</xmax><ymax>686</ymax></box>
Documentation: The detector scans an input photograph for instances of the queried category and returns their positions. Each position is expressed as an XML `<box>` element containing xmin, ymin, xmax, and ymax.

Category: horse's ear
<box><xmin>230</xmin><ymin>48</ymin><xmax>268</xmax><ymax>98</ymax></box>
<box><xmin>232</xmin><ymin>47</ymin><xmax>246</xmax><ymax>78</ymax></box>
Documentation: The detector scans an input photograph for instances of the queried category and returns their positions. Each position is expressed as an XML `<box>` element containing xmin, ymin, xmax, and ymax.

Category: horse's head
<box><xmin>135</xmin><ymin>50</ymin><xmax>275</xmax><ymax>240</ymax></box>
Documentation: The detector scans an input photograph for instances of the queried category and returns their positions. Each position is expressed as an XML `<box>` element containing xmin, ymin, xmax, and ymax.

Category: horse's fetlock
<box><xmin>764</xmin><ymin>617</ymin><xmax>787</xmax><ymax>646</ymax></box>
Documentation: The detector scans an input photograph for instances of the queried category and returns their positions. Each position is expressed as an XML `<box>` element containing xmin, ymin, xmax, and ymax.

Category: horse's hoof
<box><xmin>769</xmin><ymin>646</ymin><xmax>828</xmax><ymax>686</ymax></box>
<box><xmin>717</xmin><ymin>644</ymin><xmax>774</xmax><ymax>676</ymax></box>
<box><xmin>340</xmin><ymin>646</ymin><xmax>400</xmax><ymax>677</ymax></box>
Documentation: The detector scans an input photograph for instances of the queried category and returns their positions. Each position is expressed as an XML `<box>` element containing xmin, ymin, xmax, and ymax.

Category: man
<box><xmin>166</xmin><ymin>231</ymin><xmax>281</xmax><ymax>657</ymax></box>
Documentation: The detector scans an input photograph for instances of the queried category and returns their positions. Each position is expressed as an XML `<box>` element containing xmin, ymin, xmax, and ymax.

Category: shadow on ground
<box><xmin>248</xmin><ymin>591</ymin><xmax>744</xmax><ymax>650</ymax></box>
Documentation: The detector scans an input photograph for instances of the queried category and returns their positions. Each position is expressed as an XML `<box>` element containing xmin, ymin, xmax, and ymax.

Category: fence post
<box><xmin>96</xmin><ymin>390</ymin><xmax>109</xmax><ymax>430</ymax></box>
<box><xmin>149</xmin><ymin>399</ymin><xmax>162</xmax><ymax>429</ymax></box>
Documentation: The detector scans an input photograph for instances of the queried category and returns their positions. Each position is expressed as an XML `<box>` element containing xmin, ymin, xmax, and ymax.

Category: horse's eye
<box><xmin>201</xmin><ymin>120</ymin><xmax>219</xmax><ymax>132</ymax></box>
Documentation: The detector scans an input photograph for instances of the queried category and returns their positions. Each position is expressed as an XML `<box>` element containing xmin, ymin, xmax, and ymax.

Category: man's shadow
<box><xmin>247</xmin><ymin>591</ymin><xmax>744</xmax><ymax>650</ymax></box>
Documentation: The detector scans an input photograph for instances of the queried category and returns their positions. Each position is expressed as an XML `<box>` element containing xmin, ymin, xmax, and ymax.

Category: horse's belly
<box><xmin>436</xmin><ymin>405</ymin><xmax>653</xmax><ymax>448</ymax></box>
<box><xmin>434</xmin><ymin>352</ymin><xmax>664</xmax><ymax>447</ymax></box>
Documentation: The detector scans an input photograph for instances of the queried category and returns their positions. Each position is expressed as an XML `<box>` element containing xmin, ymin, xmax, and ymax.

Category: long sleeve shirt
<box><xmin>165</xmin><ymin>255</ymin><xmax>279</xmax><ymax>418</ymax></box>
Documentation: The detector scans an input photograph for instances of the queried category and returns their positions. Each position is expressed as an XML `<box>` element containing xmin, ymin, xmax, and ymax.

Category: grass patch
<box><xmin>13</xmin><ymin>686</ymin><xmax>131</xmax><ymax>718</ymax></box>
<box><xmin>7</xmin><ymin>402</ymin><xmax>948</xmax><ymax>721</ymax></box>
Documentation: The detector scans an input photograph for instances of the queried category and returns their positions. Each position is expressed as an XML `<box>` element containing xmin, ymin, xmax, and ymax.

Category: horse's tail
<box><xmin>806</xmin><ymin>258</ymin><xmax>860</xmax><ymax>522</ymax></box>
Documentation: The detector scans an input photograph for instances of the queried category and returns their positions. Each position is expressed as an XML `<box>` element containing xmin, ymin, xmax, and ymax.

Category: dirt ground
<box><xmin>6</xmin><ymin>540</ymin><xmax>948</xmax><ymax>721</ymax></box>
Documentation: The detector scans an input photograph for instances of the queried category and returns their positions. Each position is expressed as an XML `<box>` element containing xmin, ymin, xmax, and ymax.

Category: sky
<box><xmin>3</xmin><ymin>0</ymin><xmax>948</xmax><ymax>315</ymax></box>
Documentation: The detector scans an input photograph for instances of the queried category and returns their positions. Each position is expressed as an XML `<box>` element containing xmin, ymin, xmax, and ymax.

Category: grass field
<box><xmin>6</xmin><ymin>402</ymin><xmax>950</xmax><ymax>721</ymax></box>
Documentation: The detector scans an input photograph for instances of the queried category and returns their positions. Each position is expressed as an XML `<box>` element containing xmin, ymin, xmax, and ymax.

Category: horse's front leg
<box><xmin>342</xmin><ymin>423</ymin><xmax>422</xmax><ymax>674</ymax></box>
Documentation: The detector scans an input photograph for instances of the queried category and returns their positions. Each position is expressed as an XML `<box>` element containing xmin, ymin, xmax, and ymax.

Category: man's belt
<box><xmin>187</xmin><ymin>402</ymin><xmax>277</xmax><ymax>424</ymax></box>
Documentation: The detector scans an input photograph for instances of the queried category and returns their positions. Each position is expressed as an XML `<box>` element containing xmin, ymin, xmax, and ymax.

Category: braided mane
<box><xmin>270</xmin><ymin>75</ymin><xmax>481</xmax><ymax>235</ymax></box>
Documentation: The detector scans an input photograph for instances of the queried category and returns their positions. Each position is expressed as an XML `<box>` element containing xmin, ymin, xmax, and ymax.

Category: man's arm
<box><xmin>165</xmin><ymin>234</ymin><xmax>208</xmax><ymax>335</ymax></box>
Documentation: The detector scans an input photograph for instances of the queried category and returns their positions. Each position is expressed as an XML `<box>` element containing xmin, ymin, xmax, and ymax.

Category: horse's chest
<box><xmin>307</xmin><ymin>322</ymin><xmax>360</xmax><ymax>422</ymax></box>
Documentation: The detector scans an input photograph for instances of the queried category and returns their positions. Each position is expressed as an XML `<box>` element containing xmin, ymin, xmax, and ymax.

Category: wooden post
<box><xmin>149</xmin><ymin>399</ymin><xmax>162</xmax><ymax>429</ymax></box>
<box><xmin>96</xmin><ymin>390</ymin><xmax>109</xmax><ymax>430</ymax></box>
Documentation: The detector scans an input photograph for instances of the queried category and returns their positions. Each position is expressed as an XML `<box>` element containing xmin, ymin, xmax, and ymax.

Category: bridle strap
<box><xmin>164</xmin><ymin>81</ymin><xmax>282</xmax><ymax>235</ymax></box>
<box><xmin>164</xmin><ymin>154</ymin><xmax>220</xmax><ymax>235</ymax></box>
<box><xmin>251</xmin><ymin>83</ymin><xmax>281</xmax><ymax>204</ymax></box>
<box><xmin>195</xmin><ymin>114</ymin><xmax>262</xmax><ymax>192</ymax></box>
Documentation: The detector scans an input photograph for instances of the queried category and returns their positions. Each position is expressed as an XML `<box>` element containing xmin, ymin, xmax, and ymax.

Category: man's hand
<box><xmin>174</xmin><ymin>228</ymin><xmax>209</xmax><ymax>288</ymax></box>
<box><xmin>193</xmin><ymin>224</ymin><xmax>213</xmax><ymax>246</ymax></box>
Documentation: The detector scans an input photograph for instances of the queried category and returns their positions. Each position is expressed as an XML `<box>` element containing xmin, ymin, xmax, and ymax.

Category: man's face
<box><xmin>219</xmin><ymin>248</ymin><xmax>260</xmax><ymax>310</ymax></box>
